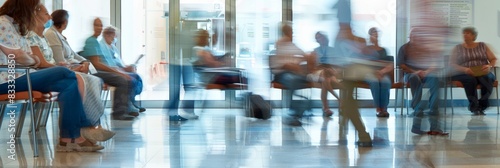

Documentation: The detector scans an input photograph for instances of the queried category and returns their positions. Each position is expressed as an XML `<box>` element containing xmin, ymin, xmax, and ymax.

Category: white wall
<box><xmin>63</xmin><ymin>0</ymin><xmax>110</xmax><ymax>52</ymax></box>
<box><xmin>474</xmin><ymin>0</ymin><xmax>500</xmax><ymax>57</ymax></box>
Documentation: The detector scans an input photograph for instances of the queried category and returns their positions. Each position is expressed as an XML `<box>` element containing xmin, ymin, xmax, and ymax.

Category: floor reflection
<box><xmin>2</xmin><ymin>107</ymin><xmax>500</xmax><ymax>167</ymax></box>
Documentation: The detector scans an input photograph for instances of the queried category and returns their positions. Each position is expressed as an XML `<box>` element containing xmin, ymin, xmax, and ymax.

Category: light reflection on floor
<box><xmin>1</xmin><ymin>107</ymin><xmax>500</xmax><ymax>167</ymax></box>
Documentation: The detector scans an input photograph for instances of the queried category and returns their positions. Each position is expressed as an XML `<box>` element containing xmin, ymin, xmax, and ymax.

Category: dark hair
<box><xmin>0</xmin><ymin>0</ymin><xmax>41</xmax><ymax>36</ymax></box>
<box><xmin>462</xmin><ymin>27</ymin><xmax>478</xmax><ymax>41</ymax></box>
<box><xmin>51</xmin><ymin>9</ymin><xmax>69</xmax><ymax>29</ymax></box>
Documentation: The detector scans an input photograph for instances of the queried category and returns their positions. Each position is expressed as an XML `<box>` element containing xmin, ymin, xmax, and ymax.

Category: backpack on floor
<box><xmin>245</xmin><ymin>93</ymin><xmax>271</xmax><ymax>120</ymax></box>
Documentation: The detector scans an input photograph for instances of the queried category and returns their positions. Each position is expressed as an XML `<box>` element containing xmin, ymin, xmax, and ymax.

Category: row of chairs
<box><xmin>268</xmin><ymin>61</ymin><xmax>499</xmax><ymax>115</ymax></box>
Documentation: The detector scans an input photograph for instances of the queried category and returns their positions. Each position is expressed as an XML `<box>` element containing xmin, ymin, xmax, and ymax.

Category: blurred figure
<box><xmin>450</xmin><ymin>27</ymin><xmax>497</xmax><ymax>115</ymax></box>
<box><xmin>310</xmin><ymin>31</ymin><xmax>342</xmax><ymax>117</ymax></box>
<box><xmin>398</xmin><ymin>28</ymin><xmax>448</xmax><ymax>135</ymax></box>
<box><xmin>363</xmin><ymin>27</ymin><xmax>393</xmax><ymax>117</ymax></box>
<box><xmin>332</xmin><ymin>0</ymin><xmax>372</xmax><ymax>147</ymax></box>
<box><xmin>192</xmin><ymin>29</ymin><xmax>245</xmax><ymax>86</ymax></box>
<box><xmin>270</xmin><ymin>22</ymin><xmax>315</xmax><ymax>126</ymax></box>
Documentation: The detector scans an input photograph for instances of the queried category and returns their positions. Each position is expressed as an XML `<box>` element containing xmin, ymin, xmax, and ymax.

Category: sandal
<box><xmin>323</xmin><ymin>109</ymin><xmax>334</xmax><ymax>117</ymax></box>
<box><xmin>57</xmin><ymin>139</ymin><xmax>104</xmax><ymax>152</ymax></box>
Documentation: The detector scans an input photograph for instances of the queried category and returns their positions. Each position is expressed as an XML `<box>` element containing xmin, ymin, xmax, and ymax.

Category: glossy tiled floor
<box><xmin>1</xmin><ymin>107</ymin><xmax>500</xmax><ymax>167</ymax></box>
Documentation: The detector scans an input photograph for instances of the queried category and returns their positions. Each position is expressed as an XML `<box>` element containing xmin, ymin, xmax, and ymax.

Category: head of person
<box><xmin>195</xmin><ymin>29</ymin><xmax>210</xmax><ymax>46</ymax></box>
<box><xmin>462</xmin><ymin>27</ymin><xmax>477</xmax><ymax>42</ymax></box>
<box><xmin>93</xmin><ymin>18</ymin><xmax>103</xmax><ymax>37</ymax></box>
<box><xmin>315</xmin><ymin>31</ymin><xmax>329</xmax><ymax>46</ymax></box>
<box><xmin>102</xmin><ymin>26</ymin><xmax>118</xmax><ymax>45</ymax></box>
<box><xmin>368</xmin><ymin>27</ymin><xmax>379</xmax><ymax>44</ymax></box>
<box><xmin>34</xmin><ymin>4</ymin><xmax>52</xmax><ymax>30</ymax></box>
<box><xmin>281</xmin><ymin>22</ymin><xmax>293</xmax><ymax>39</ymax></box>
<box><xmin>0</xmin><ymin>0</ymin><xmax>41</xmax><ymax>36</ymax></box>
<box><xmin>51</xmin><ymin>9</ymin><xmax>69</xmax><ymax>31</ymax></box>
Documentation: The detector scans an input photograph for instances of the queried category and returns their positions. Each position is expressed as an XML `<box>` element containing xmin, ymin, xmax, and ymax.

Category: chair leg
<box><xmin>394</xmin><ymin>87</ymin><xmax>399</xmax><ymax>113</ymax></box>
<box><xmin>0</xmin><ymin>104</ymin><xmax>6</xmax><ymax>129</ymax></box>
<box><xmin>444</xmin><ymin>86</ymin><xmax>448</xmax><ymax>115</ymax></box>
<box><xmin>450</xmin><ymin>86</ymin><xmax>454</xmax><ymax>114</ymax></box>
<box><xmin>15</xmin><ymin>103</ymin><xmax>28</xmax><ymax>138</ymax></box>
<box><xmin>496</xmin><ymin>86</ymin><xmax>499</xmax><ymax>114</ymax></box>
<box><xmin>29</xmin><ymin>103</ymin><xmax>44</xmax><ymax>133</ymax></box>
<box><xmin>41</xmin><ymin>101</ymin><xmax>55</xmax><ymax>127</ymax></box>
<box><xmin>102</xmin><ymin>90</ymin><xmax>110</xmax><ymax>108</ymax></box>
<box><xmin>35</xmin><ymin>103</ymin><xmax>47</xmax><ymax>131</ymax></box>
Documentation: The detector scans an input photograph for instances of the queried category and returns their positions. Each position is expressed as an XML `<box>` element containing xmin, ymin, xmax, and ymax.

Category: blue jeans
<box><xmin>127</xmin><ymin>72</ymin><xmax>143</xmax><ymax>104</ymax></box>
<box><xmin>166</xmin><ymin>64</ymin><xmax>195</xmax><ymax>115</ymax></box>
<box><xmin>405</xmin><ymin>73</ymin><xmax>441</xmax><ymax>132</ymax></box>
<box><xmin>0</xmin><ymin>67</ymin><xmax>90</xmax><ymax>138</ymax></box>
<box><xmin>365</xmin><ymin>75</ymin><xmax>391</xmax><ymax>110</ymax></box>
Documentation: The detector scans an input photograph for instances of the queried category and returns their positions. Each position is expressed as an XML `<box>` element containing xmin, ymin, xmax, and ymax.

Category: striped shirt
<box><xmin>455</xmin><ymin>42</ymin><xmax>489</xmax><ymax>67</ymax></box>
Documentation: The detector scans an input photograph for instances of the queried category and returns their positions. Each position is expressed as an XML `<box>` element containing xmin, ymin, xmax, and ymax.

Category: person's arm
<box><xmin>0</xmin><ymin>45</ymin><xmax>38</xmax><ymax>67</ymax></box>
<box><xmin>484</xmin><ymin>43</ymin><xmax>497</xmax><ymax>71</ymax></box>
<box><xmin>197</xmin><ymin>50</ymin><xmax>223</xmax><ymax>67</ymax></box>
<box><xmin>397</xmin><ymin>44</ymin><xmax>415</xmax><ymax>73</ymax></box>
<box><xmin>87</xmin><ymin>55</ymin><xmax>130</xmax><ymax>80</ymax></box>
<box><xmin>44</xmin><ymin>29</ymin><xmax>67</xmax><ymax>64</ymax></box>
<box><xmin>30</xmin><ymin>46</ymin><xmax>55</xmax><ymax>68</ymax></box>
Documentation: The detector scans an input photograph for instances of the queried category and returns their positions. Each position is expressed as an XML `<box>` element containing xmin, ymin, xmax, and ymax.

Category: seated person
<box><xmin>0</xmin><ymin>0</ymin><xmax>102</xmax><ymax>152</ymax></box>
<box><xmin>192</xmin><ymin>29</ymin><xmax>245</xmax><ymax>86</ymax></box>
<box><xmin>270</xmin><ymin>23</ymin><xmax>316</xmax><ymax>126</ymax></box>
<box><xmin>450</xmin><ymin>27</ymin><xmax>497</xmax><ymax>115</ymax></box>
<box><xmin>80</xmin><ymin>18</ymin><xmax>138</xmax><ymax>120</ymax></box>
<box><xmin>99</xmin><ymin>26</ymin><xmax>145</xmax><ymax>112</ymax></box>
<box><xmin>29</xmin><ymin>4</ymin><xmax>114</xmax><ymax>142</ymax></box>
<box><xmin>310</xmin><ymin>31</ymin><xmax>343</xmax><ymax>117</ymax></box>
<box><xmin>362</xmin><ymin>27</ymin><xmax>393</xmax><ymax>118</ymax></box>
<box><xmin>397</xmin><ymin>27</ymin><xmax>447</xmax><ymax>135</ymax></box>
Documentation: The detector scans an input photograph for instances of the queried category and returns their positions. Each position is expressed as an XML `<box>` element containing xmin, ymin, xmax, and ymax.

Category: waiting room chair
<box><xmin>448</xmin><ymin>67</ymin><xmax>499</xmax><ymax>114</ymax></box>
<box><xmin>0</xmin><ymin>66</ymin><xmax>40</xmax><ymax>157</ymax></box>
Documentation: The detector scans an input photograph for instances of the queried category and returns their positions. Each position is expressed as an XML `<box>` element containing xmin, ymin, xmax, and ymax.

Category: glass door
<box><xmin>121</xmin><ymin>0</ymin><xmax>284</xmax><ymax>107</ymax></box>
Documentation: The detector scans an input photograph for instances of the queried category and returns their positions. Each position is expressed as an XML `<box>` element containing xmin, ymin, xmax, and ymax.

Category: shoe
<box><xmin>411</xmin><ymin>128</ymin><xmax>426</xmax><ymax>135</ymax></box>
<box><xmin>133</xmin><ymin>104</ymin><xmax>146</xmax><ymax>112</ymax></box>
<box><xmin>356</xmin><ymin>141</ymin><xmax>373</xmax><ymax>147</ymax></box>
<box><xmin>81</xmin><ymin>127</ymin><xmax>116</xmax><ymax>143</ymax></box>
<box><xmin>56</xmin><ymin>139</ymin><xmax>104</xmax><ymax>152</ymax></box>
<box><xmin>179</xmin><ymin>111</ymin><xmax>199</xmax><ymax>119</ymax></box>
<box><xmin>376</xmin><ymin>111</ymin><xmax>390</xmax><ymax>118</ymax></box>
<box><xmin>169</xmin><ymin>115</ymin><xmax>188</xmax><ymax>121</ymax></box>
<box><xmin>479</xmin><ymin>111</ymin><xmax>486</xmax><ymax>115</ymax></box>
<box><xmin>323</xmin><ymin>109</ymin><xmax>333</xmax><ymax>117</ymax></box>
<box><xmin>128</xmin><ymin>112</ymin><xmax>140</xmax><ymax>117</ymax></box>
<box><xmin>111</xmin><ymin>114</ymin><xmax>135</xmax><ymax>120</ymax></box>
<box><xmin>427</xmin><ymin>131</ymin><xmax>449</xmax><ymax>136</ymax></box>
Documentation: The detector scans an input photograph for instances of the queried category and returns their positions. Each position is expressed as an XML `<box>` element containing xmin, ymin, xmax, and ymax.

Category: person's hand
<box><xmin>58</xmin><ymin>61</ymin><xmax>69</xmax><ymax>66</ymax></box>
<box><xmin>482</xmin><ymin>65</ymin><xmax>492</xmax><ymax>73</ymax></box>
<box><xmin>464</xmin><ymin>67</ymin><xmax>474</xmax><ymax>76</ymax></box>
<box><xmin>78</xmin><ymin>62</ymin><xmax>90</xmax><ymax>74</ymax></box>
<box><xmin>416</xmin><ymin>70</ymin><xmax>429</xmax><ymax>78</ymax></box>
<box><xmin>29</xmin><ymin>54</ymin><xmax>41</xmax><ymax>68</ymax></box>
<box><xmin>375</xmin><ymin>70</ymin><xmax>384</xmax><ymax>79</ymax></box>
<box><xmin>123</xmin><ymin>65</ymin><xmax>136</xmax><ymax>73</ymax></box>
